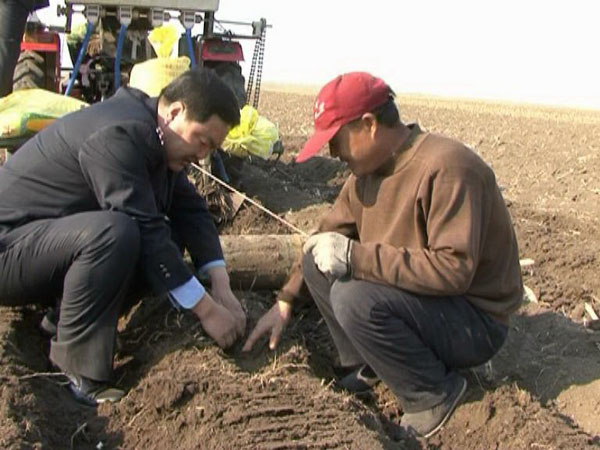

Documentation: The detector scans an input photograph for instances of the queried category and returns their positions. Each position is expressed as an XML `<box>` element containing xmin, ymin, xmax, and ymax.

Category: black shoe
<box><xmin>40</xmin><ymin>308</ymin><xmax>58</xmax><ymax>337</ymax></box>
<box><xmin>401</xmin><ymin>375</ymin><xmax>467</xmax><ymax>438</ymax></box>
<box><xmin>66</xmin><ymin>373</ymin><xmax>125</xmax><ymax>407</ymax></box>
<box><xmin>337</xmin><ymin>364</ymin><xmax>380</xmax><ymax>394</ymax></box>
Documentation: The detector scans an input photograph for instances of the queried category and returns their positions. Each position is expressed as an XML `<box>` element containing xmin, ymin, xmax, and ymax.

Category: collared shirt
<box><xmin>169</xmin><ymin>259</ymin><xmax>226</xmax><ymax>309</ymax></box>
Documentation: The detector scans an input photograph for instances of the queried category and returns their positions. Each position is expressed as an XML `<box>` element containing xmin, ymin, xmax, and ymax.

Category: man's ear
<box><xmin>166</xmin><ymin>101</ymin><xmax>185</xmax><ymax>123</ymax></box>
<box><xmin>361</xmin><ymin>112</ymin><xmax>378</xmax><ymax>139</ymax></box>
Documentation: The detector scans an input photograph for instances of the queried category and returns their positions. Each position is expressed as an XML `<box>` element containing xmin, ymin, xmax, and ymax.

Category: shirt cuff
<box><xmin>169</xmin><ymin>276</ymin><xmax>206</xmax><ymax>309</ymax></box>
<box><xmin>197</xmin><ymin>259</ymin><xmax>226</xmax><ymax>275</ymax></box>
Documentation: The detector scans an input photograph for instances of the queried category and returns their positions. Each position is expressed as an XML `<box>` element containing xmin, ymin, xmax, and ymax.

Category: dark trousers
<box><xmin>0</xmin><ymin>211</ymin><xmax>141</xmax><ymax>381</ymax></box>
<box><xmin>303</xmin><ymin>253</ymin><xmax>508</xmax><ymax>413</ymax></box>
<box><xmin>0</xmin><ymin>0</ymin><xmax>29</xmax><ymax>97</ymax></box>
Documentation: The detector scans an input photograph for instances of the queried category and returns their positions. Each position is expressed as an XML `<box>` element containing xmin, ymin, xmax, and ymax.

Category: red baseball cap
<box><xmin>296</xmin><ymin>72</ymin><xmax>392</xmax><ymax>163</ymax></box>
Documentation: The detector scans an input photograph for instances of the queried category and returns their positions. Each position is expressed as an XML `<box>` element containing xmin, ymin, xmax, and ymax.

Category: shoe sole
<box><xmin>95</xmin><ymin>389</ymin><xmax>126</xmax><ymax>404</ymax></box>
<box><xmin>423</xmin><ymin>377</ymin><xmax>467</xmax><ymax>438</ymax></box>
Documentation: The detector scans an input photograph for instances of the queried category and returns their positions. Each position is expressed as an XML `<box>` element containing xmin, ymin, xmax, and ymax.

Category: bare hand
<box><xmin>243</xmin><ymin>300</ymin><xmax>293</xmax><ymax>352</ymax></box>
<box><xmin>193</xmin><ymin>293</ymin><xmax>238</xmax><ymax>349</ymax></box>
<box><xmin>212</xmin><ymin>285</ymin><xmax>246</xmax><ymax>337</ymax></box>
<box><xmin>207</xmin><ymin>266</ymin><xmax>247</xmax><ymax>337</ymax></box>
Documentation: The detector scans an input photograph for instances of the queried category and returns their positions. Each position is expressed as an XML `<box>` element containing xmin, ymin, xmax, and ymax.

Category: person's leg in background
<box><xmin>0</xmin><ymin>0</ymin><xmax>30</xmax><ymax>97</ymax></box>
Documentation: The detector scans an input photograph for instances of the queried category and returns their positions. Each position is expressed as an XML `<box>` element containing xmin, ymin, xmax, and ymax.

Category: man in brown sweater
<box><xmin>244</xmin><ymin>72</ymin><xmax>523</xmax><ymax>437</ymax></box>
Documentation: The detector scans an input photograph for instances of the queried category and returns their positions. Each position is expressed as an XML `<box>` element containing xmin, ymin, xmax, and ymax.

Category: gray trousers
<box><xmin>0</xmin><ymin>211</ymin><xmax>141</xmax><ymax>381</ymax></box>
<box><xmin>303</xmin><ymin>253</ymin><xmax>508</xmax><ymax>413</ymax></box>
<box><xmin>0</xmin><ymin>0</ymin><xmax>29</xmax><ymax>97</ymax></box>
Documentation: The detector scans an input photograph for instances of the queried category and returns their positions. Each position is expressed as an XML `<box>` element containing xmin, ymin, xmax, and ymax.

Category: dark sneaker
<box><xmin>67</xmin><ymin>373</ymin><xmax>125</xmax><ymax>407</ymax></box>
<box><xmin>402</xmin><ymin>375</ymin><xmax>467</xmax><ymax>438</ymax></box>
<box><xmin>40</xmin><ymin>308</ymin><xmax>58</xmax><ymax>337</ymax></box>
<box><xmin>337</xmin><ymin>364</ymin><xmax>379</xmax><ymax>394</ymax></box>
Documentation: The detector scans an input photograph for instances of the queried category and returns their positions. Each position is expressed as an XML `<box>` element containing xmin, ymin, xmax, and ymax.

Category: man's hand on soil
<box><xmin>303</xmin><ymin>232</ymin><xmax>353</xmax><ymax>278</ymax></box>
<box><xmin>207</xmin><ymin>266</ymin><xmax>247</xmax><ymax>337</ymax></box>
<box><xmin>192</xmin><ymin>293</ymin><xmax>238</xmax><ymax>348</ymax></box>
<box><xmin>242</xmin><ymin>300</ymin><xmax>293</xmax><ymax>352</ymax></box>
<box><xmin>211</xmin><ymin>286</ymin><xmax>246</xmax><ymax>337</ymax></box>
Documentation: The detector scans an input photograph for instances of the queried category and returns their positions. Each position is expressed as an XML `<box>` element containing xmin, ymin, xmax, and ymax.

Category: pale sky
<box><xmin>219</xmin><ymin>0</ymin><xmax>600</xmax><ymax>110</ymax></box>
<box><xmin>38</xmin><ymin>0</ymin><xmax>600</xmax><ymax>110</ymax></box>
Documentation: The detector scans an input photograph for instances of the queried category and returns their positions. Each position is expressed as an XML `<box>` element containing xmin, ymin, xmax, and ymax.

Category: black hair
<box><xmin>372</xmin><ymin>97</ymin><xmax>400</xmax><ymax>127</ymax></box>
<box><xmin>159</xmin><ymin>68</ymin><xmax>241</xmax><ymax>127</ymax></box>
<box><xmin>348</xmin><ymin>97</ymin><xmax>400</xmax><ymax>129</ymax></box>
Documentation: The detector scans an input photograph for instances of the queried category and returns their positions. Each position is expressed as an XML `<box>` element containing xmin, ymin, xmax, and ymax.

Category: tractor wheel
<box><xmin>13</xmin><ymin>50</ymin><xmax>45</xmax><ymax>91</ymax></box>
<box><xmin>211</xmin><ymin>62</ymin><xmax>246</xmax><ymax>108</ymax></box>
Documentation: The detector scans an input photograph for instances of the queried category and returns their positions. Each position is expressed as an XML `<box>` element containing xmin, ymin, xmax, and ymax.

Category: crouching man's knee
<box><xmin>302</xmin><ymin>252</ymin><xmax>321</xmax><ymax>285</ymax></box>
<box><xmin>330</xmin><ymin>279</ymin><xmax>374</xmax><ymax>333</ymax></box>
<box><xmin>101</xmin><ymin>212</ymin><xmax>141</xmax><ymax>257</ymax></box>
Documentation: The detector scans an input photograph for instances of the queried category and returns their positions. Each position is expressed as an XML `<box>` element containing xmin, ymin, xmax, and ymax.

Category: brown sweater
<box><xmin>281</xmin><ymin>124</ymin><xmax>523</xmax><ymax>324</ymax></box>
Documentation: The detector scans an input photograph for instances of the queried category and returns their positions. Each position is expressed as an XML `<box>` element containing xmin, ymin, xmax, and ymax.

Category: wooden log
<box><xmin>219</xmin><ymin>234</ymin><xmax>304</xmax><ymax>289</ymax></box>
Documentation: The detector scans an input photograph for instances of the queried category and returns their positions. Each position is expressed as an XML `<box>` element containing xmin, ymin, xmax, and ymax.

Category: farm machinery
<box><xmin>14</xmin><ymin>0</ymin><xmax>268</xmax><ymax>108</ymax></box>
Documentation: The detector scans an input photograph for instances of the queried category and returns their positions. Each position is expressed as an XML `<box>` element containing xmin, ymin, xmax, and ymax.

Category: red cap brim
<box><xmin>296</xmin><ymin>124</ymin><xmax>341</xmax><ymax>163</ymax></box>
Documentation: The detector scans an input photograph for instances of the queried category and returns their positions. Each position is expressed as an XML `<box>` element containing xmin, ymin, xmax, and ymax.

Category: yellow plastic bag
<box><xmin>148</xmin><ymin>25</ymin><xmax>179</xmax><ymax>58</ymax></box>
<box><xmin>0</xmin><ymin>89</ymin><xmax>88</xmax><ymax>138</ymax></box>
<box><xmin>129</xmin><ymin>24</ymin><xmax>190</xmax><ymax>97</ymax></box>
<box><xmin>129</xmin><ymin>57</ymin><xmax>190</xmax><ymax>97</ymax></box>
<box><xmin>222</xmin><ymin>105</ymin><xmax>280</xmax><ymax>159</ymax></box>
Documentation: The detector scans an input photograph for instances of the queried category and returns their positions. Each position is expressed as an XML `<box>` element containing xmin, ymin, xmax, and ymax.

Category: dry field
<box><xmin>1</xmin><ymin>87</ymin><xmax>599</xmax><ymax>449</ymax></box>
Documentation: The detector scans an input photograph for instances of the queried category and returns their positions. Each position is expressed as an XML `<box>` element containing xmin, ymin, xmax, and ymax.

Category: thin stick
<box><xmin>127</xmin><ymin>406</ymin><xmax>146</xmax><ymax>428</ymax></box>
<box><xmin>19</xmin><ymin>371</ymin><xmax>66</xmax><ymax>380</ymax></box>
<box><xmin>70</xmin><ymin>422</ymin><xmax>88</xmax><ymax>450</ymax></box>
<box><xmin>585</xmin><ymin>302</ymin><xmax>599</xmax><ymax>321</ymax></box>
<box><xmin>191</xmin><ymin>162</ymin><xmax>308</xmax><ymax>237</ymax></box>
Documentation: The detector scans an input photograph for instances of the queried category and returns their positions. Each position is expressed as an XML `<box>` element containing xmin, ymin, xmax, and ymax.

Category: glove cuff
<box><xmin>346</xmin><ymin>238</ymin><xmax>354</xmax><ymax>276</ymax></box>
<box><xmin>277</xmin><ymin>289</ymin><xmax>296</xmax><ymax>304</ymax></box>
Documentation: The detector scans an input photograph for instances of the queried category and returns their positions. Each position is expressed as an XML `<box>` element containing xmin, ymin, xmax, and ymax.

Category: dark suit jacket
<box><xmin>20</xmin><ymin>0</ymin><xmax>49</xmax><ymax>12</ymax></box>
<box><xmin>0</xmin><ymin>87</ymin><xmax>223</xmax><ymax>294</ymax></box>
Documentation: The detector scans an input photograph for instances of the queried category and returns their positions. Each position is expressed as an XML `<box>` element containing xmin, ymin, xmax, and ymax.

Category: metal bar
<box><xmin>208</xmin><ymin>33</ymin><xmax>265</xmax><ymax>40</ymax></box>
<box><xmin>65</xmin><ymin>0</ymin><xmax>219</xmax><ymax>11</ymax></box>
<box><xmin>20</xmin><ymin>41</ymin><xmax>60</xmax><ymax>52</ymax></box>
<box><xmin>215</xmin><ymin>19</ymin><xmax>272</xmax><ymax>28</ymax></box>
<box><xmin>203</xmin><ymin>11</ymin><xmax>214</xmax><ymax>38</ymax></box>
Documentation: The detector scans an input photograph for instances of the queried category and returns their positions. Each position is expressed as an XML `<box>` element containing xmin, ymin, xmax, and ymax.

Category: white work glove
<box><xmin>303</xmin><ymin>232</ymin><xmax>353</xmax><ymax>279</ymax></box>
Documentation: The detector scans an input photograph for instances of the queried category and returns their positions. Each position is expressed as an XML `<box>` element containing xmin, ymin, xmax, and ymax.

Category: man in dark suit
<box><xmin>0</xmin><ymin>0</ymin><xmax>49</xmax><ymax>97</ymax></box>
<box><xmin>0</xmin><ymin>68</ymin><xmax>245</xmax><ymax>406</ymax></box>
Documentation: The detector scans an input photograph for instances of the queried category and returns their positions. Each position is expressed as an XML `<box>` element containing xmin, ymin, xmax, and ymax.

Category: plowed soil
<box><xmin>1</xmin><ymin>90</ymin><xmax>599</xmax><ymax>449</ymax></box>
